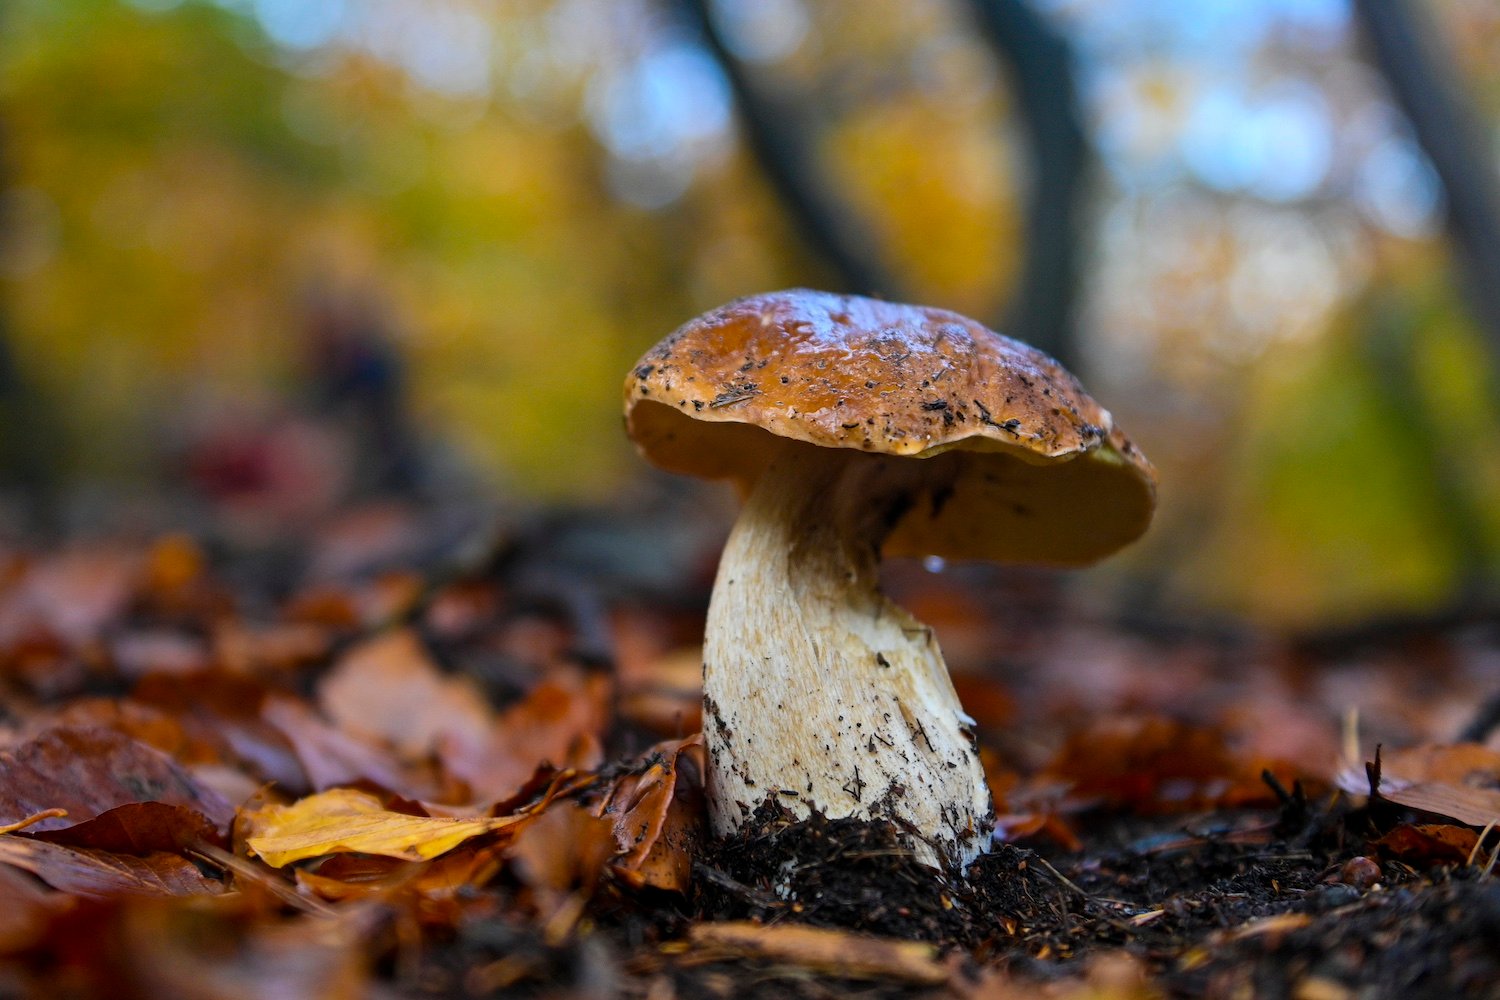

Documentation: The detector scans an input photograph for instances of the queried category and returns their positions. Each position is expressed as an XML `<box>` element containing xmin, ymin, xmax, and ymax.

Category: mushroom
<box><xmin>624</xmin><ymin>290</ymin><xmax>1156</xmax><ymax>869</ymax></box>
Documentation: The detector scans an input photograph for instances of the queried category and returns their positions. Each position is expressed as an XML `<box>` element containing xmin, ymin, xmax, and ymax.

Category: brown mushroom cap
<box><xmin>625</xmin><ymin>289</ymin><xmax>1157</xmax><ymax>566</ymax></box>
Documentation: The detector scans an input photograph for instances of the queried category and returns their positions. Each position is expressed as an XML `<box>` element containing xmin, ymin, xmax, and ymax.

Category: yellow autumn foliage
<box><xmin>244</xmin><ymin>789</ymin><xmax>524</xmax><ymax>868</ymax></box>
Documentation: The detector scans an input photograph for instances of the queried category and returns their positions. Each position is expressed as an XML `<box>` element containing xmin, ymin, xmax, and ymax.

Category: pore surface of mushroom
<box><xmin>624</xmin><ymin>290</ymin><xmax>1156</xmax><ymax>869</ymax></box>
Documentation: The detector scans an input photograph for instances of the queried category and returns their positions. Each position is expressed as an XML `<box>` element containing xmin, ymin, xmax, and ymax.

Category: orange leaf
<box><xmin>1041</xmin><ymin>716</ymin><xmax>1280</xmax><ymax>813</ymax></box>
<box><xmin>1373</xmin><ymin>824</ymin><xmax>1479</xmax><ymax>867</ymax></box>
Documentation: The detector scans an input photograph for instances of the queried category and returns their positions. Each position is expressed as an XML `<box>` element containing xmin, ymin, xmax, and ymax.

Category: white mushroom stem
<box><xmin>702</xmin><ymin>442</ymin><xmax>994</xmax><ymax>870</ymax></box>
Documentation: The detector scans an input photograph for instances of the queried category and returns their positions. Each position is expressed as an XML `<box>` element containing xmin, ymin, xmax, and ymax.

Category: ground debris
<box><xmin>684</xmin><ymin>921</ymin><xmax>952</xmax><ymax>986</ymax></box>
<box><xmin>1167</xmin><ymin>873</ymin><xmax>1500</xmax><ymax>999</ymax></box>
<box><xmin>2</xmin><ymin>515</ymin><xmax>1499</xmax><ymax>997</ymax></box>
<box><xmin>694</xmin><ymin>802</ymin><xmax>985</xmax><ymax>945</ymax></box>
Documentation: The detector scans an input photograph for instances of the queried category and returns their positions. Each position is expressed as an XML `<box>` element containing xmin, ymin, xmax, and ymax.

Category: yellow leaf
<box><xmin>244</xmin><ymin>789</ymin><xmax>522</xmax><ymax>868</ymax></box>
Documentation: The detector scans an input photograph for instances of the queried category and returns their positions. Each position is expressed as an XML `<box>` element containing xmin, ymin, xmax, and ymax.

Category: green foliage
<box><xmin>1202</xmin><ymin>264</ymin><xmax>1500</xmax><ymax>625</ymax></box>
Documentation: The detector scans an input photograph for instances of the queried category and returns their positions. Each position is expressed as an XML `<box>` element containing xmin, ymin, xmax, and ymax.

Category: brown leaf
<box><xmin>45</xmin><ymin>696</ymin><xmax>200</xmax><ymax>761</ymax></box>
<box><xmin>282</xmin><ymin>585</ymin><xmax>362</xmax><ymax>629</ymax></box>
<box><xmin>686</xmin><ymin>921</ymin><xmax>951</xmax><ymax>986</ymax></box>
<box><xmin>0</xmin><ymin>727</ymin><xmax>234</xmax><ymax>833</ymax></box>
<box><xmin>317</xmin><ymin>629</ymin><xmax>494</xmax><ymax>760</ymax></box>
<box><xmin>509</xmin><ymin>802</ymin><xmax>617</xmax><ymax>938</ymax></box>
<box><xmin>115</xmin><ymin>897</ymin><xmax>372</xmax><ymax>1000</ymax></box>
<box><xmin>31</xmin><ymin>802</ymin><xmax>224</xmax><ymax>854</ymax></box>
<box><xmin>1355</xmin><ymin>744</ymin><xmax>1500</xmax><ymax>827</ymax></box>
<box><xmin>445</xmin><ymin>666</ymin><xmax>611</xmax><ymax>802</ymax></box>
<box><xmin>617</xmin><ymin>646</ymin><xmax>702</xmax><ymax>735</ymax></box>
<box><xmin>0</xmin><ymin>864</ymin><xmax>59</xmax><ymax>951</ymax></box>
<box><xmin>262</xmin><ymin>695</ymin><xmax>450</xmax><ymax>802</ymax></box>
<box><xmin>606</xmin><ymin>735</ymin><xmax>705</xmax><ymax>892</ymax></box>
<box><xmin>133</xmin><ymin>671</ymin><xmax>308</xmax><ymax>792</ymax></box>
<box><xmin>0</xmin><ymin>548</ymin><xmax>140</xmax><ymax>649</ymax></box>
<box><xmin>0</xmin><ymin>837</ymin><xmax>224</xmax><ymax>897</ymax></box>
<box><xmin>1041</xmin><ymin>716</ymin><xmax>1281</xmax><ymax>813</ymax></box>
<box><xmin>211</xmin><ymin>619</ymin><xmax>334</xmax><ymax>675</ymax></box>
<box><xmin>296</xmin><ymin>844</ymin><xmax>505</xmax><ymax>904</ymax></box>
<box><xmin>984</xmin><ymin>749</ymin><xmax>1082</xmax><ymax>850</ymax></box>
<box><xmin>510</xmin><ymin>804</ymin><xmax>616</xmax><ymax>896</ymax></box>
<box><xmin>110</xmin><ymin>628</ymin><xmax>212</xmax><ymax>678</ymax></box>
<box><xmin>1373</xmin><ymin>824</ymin><xmax>1479</xmax><ymax>867</ymax></box>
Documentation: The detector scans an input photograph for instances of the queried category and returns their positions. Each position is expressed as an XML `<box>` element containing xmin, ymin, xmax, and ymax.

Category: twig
<box><xmin>189</xmin><ymin>842</ymin><xmax>337</xmax><ymax>917</ymax></box>
<box><xmin>0</xmin><ymin>808</ymin><xmax>68</xmax><ymax>835</ymax></box>
<box><xmin>1030</xmin><ymin>853</ymin><xmax>1133</xmax><ymax>909</ymax></box>
<box><xmin>1465</xmin><ymin>819</ymin><xmax>1497</xmax><ymax>868</ymax></box>
<box><xmin>1459</xmin><ymin>688</ymin><xmax>1500</xmax><ymax>745</ymax></box>
<box><xmin>691</xmin><ymin>859</ymin><xmax>783</xmax><ymax>909</ymax></box>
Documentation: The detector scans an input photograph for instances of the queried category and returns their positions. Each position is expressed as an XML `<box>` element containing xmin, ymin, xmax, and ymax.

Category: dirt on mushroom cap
<box><xmin>624</xmin><ymin>289</ymin><xmax>1158</xmax><ymax>566</ymax></box>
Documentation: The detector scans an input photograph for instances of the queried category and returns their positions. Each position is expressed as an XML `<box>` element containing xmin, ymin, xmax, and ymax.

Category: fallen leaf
<box><xmin>211</xmin><ymin>620</ymin><xmax>334</xmax><ymax>675</ymax></box>
<box><xmin>0</xmin><ymin>548</ymin><xmax>140</xmax><ymax>649</ymax></box>
<box><xmin>617</xmin><ymin>646</ymin><xmax>702</xmax><ymax>735</ymax></box>
<box><xmin>686</xmin><ymin>921</ymin><xmax>950</xmax><ymax>986</ymax></box>
<box><xmin>317</xmin><ymin>629</ymin><xmax>494</xmax><ymax>760</ymax></box>
<box><xmin>511</xmin><ymin>803</ymin><xmax>616</xmax><ymax>896</ymax></box>
<box><xmin>1353</xmin><ymin>744</ymin><xmax>1500</xmax><ymax>827</ymax></box>
<box><xmin>0</xmin><ymin>727</ymin><xmax>234</xmax><ymax>833</ymax></box>
<box><xmin>110</xmin><ymin>628</ymin><xmax>212</xmax><ymax>678</ymax></box>
<box><xmin>984</xmin><ymin>750</ymin><xmax>1081</xmax><ymax>850</ymax></box>
<box><xmin>966</xmin><ymin>951</ymin><xmax>1158</xmax><ymax>1000</ymax></box>
<box><xmin>140</xmin><ymin>533</ymin><xmax>206</xmax><ymax>597</ymax></box>
<box><xmin>1041</xmin><ymin>716</ymin><xmax>1282</xmax><ymax>813</ymax></box>
<box><xmin>117</xmin><ymin>897</ymin><xmax>372</xmax><ymax>1000</ymax></box>
<box><xmin>0</xmin><ymin>837</ymin><xmax>224</xmax><ymax>897</ymax></box>
<box><xmin>445</xmin><ymin>666</ymin><xmax>611</xmax><ymax>802</ymax></box>
<box><xmin>133</xmin><ymin>672</ymin><xmax>308</xmax><ymax>791</ymax></box>
<box><xmin>296</xmin><ymin>843</ymin><xmax>506</xmax><ymax>908</ymax></box>
<box><xmin>605</xmin><ymin>735</ymin><xmax>705</xmax><ymax>892</ymax></box>
<box><xmin>1373</xmin><ymin>824</ymin><xmax>1480</xmax><ymax>867</ymax></box>
<box><xmin>44</xmin><ymin>696</ymin><xmax>201</xmax><ymax>762</ymax></box>
<box><xmin>262</xmin><ymin>695</ymin><xmax>450</xmax><ymax>802</ymax></box>
<box><xmin>31</xmin><ymin>802</ymin><xmax>223</xmax><ymax>854</ymax></box>
<box><xmin>282</xmin><ymin>586</ymin><xmax>362</xmax><ymax>629</ymax></box>
<box><xmin>243</xmin><ymin>788</ymin><xmax>526</xmax><ymax>868</ymax></box>
<box><xmin>0</xmin><ymin>864</ymin><xmax>59</xmax><ymax>951</ymax></box>
<box><xmin>509</xmin><ymin>802</ymin><xmax>617</xmax><ymax>939</ymax></box>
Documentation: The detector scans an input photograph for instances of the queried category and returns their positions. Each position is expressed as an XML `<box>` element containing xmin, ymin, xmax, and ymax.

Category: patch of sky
<box><xmin>586</xmin><ymin>43</ymin><xmax>731</xmax><ymax>162</ymax></box>
<box><xmin>708</xmin><ymin>0</ymin><xmax>809</xmax><ymax>64</ymax></box>
<box><xmin>250</xmin><ymin>0</ymin><xmax>345</xmax><ymax>51</ymax></box>
<box><xmin>1180</xmin><ymin>80</ymin><xmax>1333</xmax><ymax>202</ymax></box>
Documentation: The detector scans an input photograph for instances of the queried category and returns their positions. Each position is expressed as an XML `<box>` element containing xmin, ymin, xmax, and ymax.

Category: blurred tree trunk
<box><xmin>0</xmin><ymin>119</ymin><xmax>60</xmax><ymax>534</ymax></box>
<box><xmin>1354</xmin><ymin>0</ymin><xmax>1500</xmax><ymax>372</ymax></box>
<box><xmin>966</xmin><ymin>0</ymin><xmax>1088</xmax><ymax>367</ymax></box>
<box><xmin>675</xmin><ymin>0</ymin><xmax>897</xmax><ymax>299</ymax></box>
<box><xmin>677</xmin><ymin>0</ymin><xmax>1087</xmax><ymax>367</ymax></box>
<box><xmin>1354</xmin><ymin>0</ymin><xmax>1500</xmax><ymax>609</ymax></box>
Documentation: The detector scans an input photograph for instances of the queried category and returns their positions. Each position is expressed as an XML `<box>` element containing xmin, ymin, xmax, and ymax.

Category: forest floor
<box><xmin>1</xmin><ymin>494</ymin><xmax>1498</xmax><ymax>999</ymax></box>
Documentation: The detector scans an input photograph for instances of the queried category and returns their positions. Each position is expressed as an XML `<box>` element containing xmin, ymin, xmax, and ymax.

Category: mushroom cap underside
<box><xmin>625</xmin><ymin>289</ymin><xmax>1157</xmax><ymax>565</ymax></box>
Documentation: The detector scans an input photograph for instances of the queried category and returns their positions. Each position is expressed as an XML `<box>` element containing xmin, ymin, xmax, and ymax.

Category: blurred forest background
<box><xmin>2</xmin><ymin>0</ymin><xmax>1500</xmax><ymax>629</ymax></box>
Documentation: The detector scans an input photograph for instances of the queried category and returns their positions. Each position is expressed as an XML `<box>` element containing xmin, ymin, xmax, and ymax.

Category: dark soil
<box><xmin>574</xmin><ymin>792</ymin><xmax>1500</xmax><ymax>999</ymax></box>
